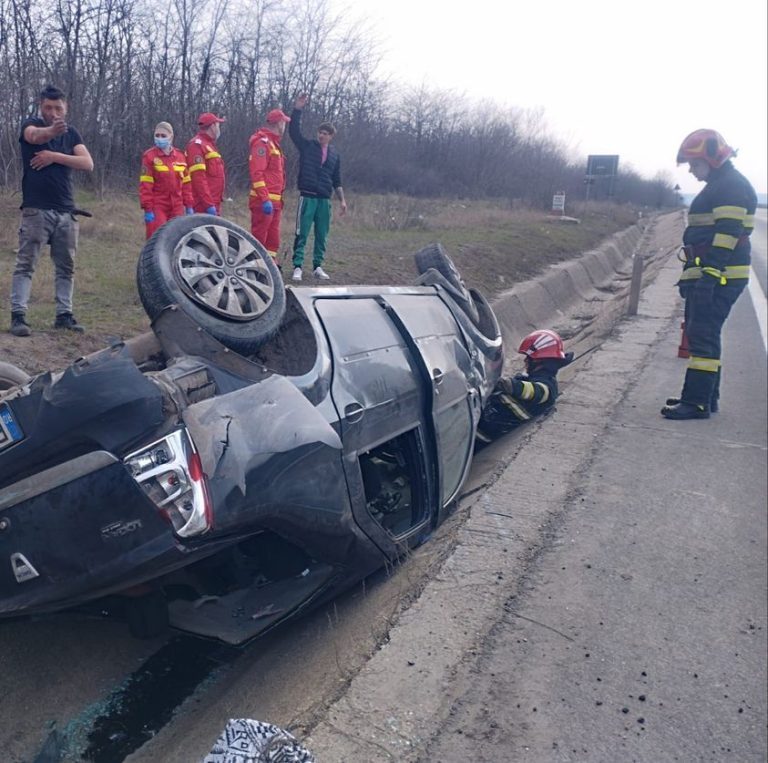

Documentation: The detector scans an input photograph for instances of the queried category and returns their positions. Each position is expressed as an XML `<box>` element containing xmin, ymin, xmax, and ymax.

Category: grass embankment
<box><xmin>0</xmin><ymin>190</ymin><xmax>640</xmax><ymax>371</ymax></box>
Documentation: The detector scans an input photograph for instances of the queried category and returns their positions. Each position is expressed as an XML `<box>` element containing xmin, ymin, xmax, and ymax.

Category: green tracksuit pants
<box><xmin>293</xmin><ymin>195</ymin><xmax>331</xmax><ymax>269</ymax></box>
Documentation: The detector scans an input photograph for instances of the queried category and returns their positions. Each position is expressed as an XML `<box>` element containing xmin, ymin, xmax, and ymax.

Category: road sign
<box><xmin>552</xmin><ymin>192</ymin><xmax>566</xmax><ymax>213</ymax></box>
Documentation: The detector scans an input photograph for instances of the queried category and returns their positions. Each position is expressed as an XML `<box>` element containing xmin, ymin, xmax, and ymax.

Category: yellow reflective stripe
<box><xmin>500</xmin><ymin>395</ymin><xmax>531</xmax><ymax>420</ymax></box>
<box><xmin>712</xmin><ymin>205</ymin><xmax>747</xmax><ymax>222</ymax></box>
<box><xmin>519</xmin><ymin>381</ymin><xmax>535</xmax><ymax>400</ymax></box>
<box><xmin>679</xmin><ymin>267</ymin><xmax>702</xmax><ymax>280</ymax></box>
<box><xmin>687</xmin><ymin>213</ymin><xmax>714</xmax><ymax>225</ymax></box>
<box><xmin>139</xmin><ymin>175</ymin><xmax>154</xmax><ymax>183</ymax></box>
<box><xmin>723</xmin><ymin>265</ymin><xmax>750</xmax><ymax>279</ymax></box>
<box><xmin>269</xmin><ymin>148</ymin><xmax>281</xmax><ymax>156</ymax></box>
<box><xmin>188</xmin><ymin>163</ymin><xmax>206</xmax><ymax>173</ymax></box>
<box><xmin>712</xmin><ymin>233</ymin><xmax>738</xmax><ymax>250</ymax></box>
<box><xmin>268</xmin><ymin>193</ymin><xmax>282</xmax><ymax>201</ymax></box>
<box><xmin>205</xmin><ymin>151</ymin><xmax>221</xmax><ymax>159</ymax></box>
<box><xmin>688</xmin><ymin>356</ymin><xmax>721</xmax><ymax>372</ymax></box>
<box><xmin>535</xmin><ymin>382</ymin><xmax>550</xmax><ymax>403</ymax></box>
<box><xmin>182</xmin><ymin>176</ymin><xmax>191</xmax><ymax>184</ymax></box>
<box><xmin>743</xmin><ymin>214</ymin><xmax>755</xmax><ymax>229</ymax></box>
<box><xmin>154</xmin><ymin>165</ymin><xmax>170</xmax><ymax>172</ymax></box>
<box><xmin>252</xmin><ymin>181</ymin><xmax>266</xmax><ymax>188</ymax></box>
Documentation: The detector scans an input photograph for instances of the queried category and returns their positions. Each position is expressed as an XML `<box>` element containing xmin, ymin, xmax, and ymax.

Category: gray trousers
<box><xmin>11</xmin><ymin>208</ymin><xmax>79</xmax><ymax>315</ymax></box>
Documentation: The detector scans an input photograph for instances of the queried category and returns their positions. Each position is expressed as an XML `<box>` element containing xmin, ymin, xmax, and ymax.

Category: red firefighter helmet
<box><xmin>517</xmin><ymin>329</ymin><xmax>566</xmax><ymax>361</ymax></box>
<box><xmin>676</xmin><ymin>129</ymin><xmax>734</xmax><ymax>168</ymax></box>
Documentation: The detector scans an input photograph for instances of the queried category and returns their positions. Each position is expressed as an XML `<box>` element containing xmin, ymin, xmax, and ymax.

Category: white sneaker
<box><xmin>313</xmin><ymin>266</ymin><xmax>330</xmax><ymax>280</ymax></box>
<box><xmin>292</xmin><ymin>267</ymin><xmax>302</xmax><ymax>281</ymax></box>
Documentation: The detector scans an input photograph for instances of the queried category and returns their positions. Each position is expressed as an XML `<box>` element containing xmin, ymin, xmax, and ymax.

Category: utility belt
<box><xmin>678</xmin><ymin>236</ymin><xmax>750</xmax><ymax>264</ymax></box>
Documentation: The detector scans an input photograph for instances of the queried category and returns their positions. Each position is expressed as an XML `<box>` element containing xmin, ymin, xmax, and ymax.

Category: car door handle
<box><xmin>344</xmin><ymin>402</ymin><xmax>365</xmax><ymax>423</ymax></box>
<box><xmin>432</xmin><ymin>368</ymin><xmax>444</xmax><ymax>386</ymax></box>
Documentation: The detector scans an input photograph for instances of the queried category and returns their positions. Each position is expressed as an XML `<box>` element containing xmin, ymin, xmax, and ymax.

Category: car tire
<box><xmin>414</xmin><ymin>243</ymin><xmax>479</xmax><ymax>323</ymax></box>
<box><xmin>0</xmin><ymin>361</ymin><xmax>30</xmax><ymax>391</ymax></box>
<box><xmin>137</xmin><ymin>215</ymin><xmax>286</xmax><ymax>355</ymax></box>
<box><xmin>125</xmin><ymin>590</ymin><xmax>169</xmax><ymax>639</ymax></box>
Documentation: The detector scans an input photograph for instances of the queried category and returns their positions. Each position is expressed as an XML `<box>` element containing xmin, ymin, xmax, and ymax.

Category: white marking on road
<box><xmin>748</xmin><ymin>266</ymin><xmax>768</xmax><ymax>352</ymax></box>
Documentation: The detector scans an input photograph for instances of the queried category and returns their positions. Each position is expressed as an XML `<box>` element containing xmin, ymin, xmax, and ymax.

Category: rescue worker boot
<box><xmin>10</xmin><ymin>312</ymin><xmax>31</xmax><ymax>337</ymax></box>
<box><xmin>660</xmin><ymin>401</ymin><xmax>710</xmax><ymax>420</ymax></box>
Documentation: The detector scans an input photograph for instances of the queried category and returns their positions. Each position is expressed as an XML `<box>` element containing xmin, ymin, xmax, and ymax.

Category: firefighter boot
<box><xmin>660</xmin><ymin>401</ymin><xmax>710</xmax><ymax>420</ymax></box>
<box><xmin>665</xmin><ymin>396</ymin><xmax>719</xmax><ymax>413</ymax></box>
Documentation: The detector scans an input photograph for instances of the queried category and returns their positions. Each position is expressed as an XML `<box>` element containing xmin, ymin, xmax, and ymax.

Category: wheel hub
<box><xmin>173</xmin><ymin>224</ymin><xmax>276</xmax><ymax>320</ymax></box>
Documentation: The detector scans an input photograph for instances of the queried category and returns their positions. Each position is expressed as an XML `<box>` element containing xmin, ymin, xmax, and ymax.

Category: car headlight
<box><xmin>124</xmin><ymin>428</ymin><xmax>212</xmax><ymax>537</ymax></box>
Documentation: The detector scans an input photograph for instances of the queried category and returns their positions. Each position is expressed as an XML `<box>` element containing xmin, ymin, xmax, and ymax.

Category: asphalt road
<box><xmin>425</xmin><ymin>216</ymin><xmax>768</xmax><ymax>761</ymax></box>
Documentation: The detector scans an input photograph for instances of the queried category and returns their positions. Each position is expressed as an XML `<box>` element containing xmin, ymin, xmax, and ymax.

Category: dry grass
<box><xmin>0</xmin><ymin>189</ymin><xmax>640</xmax><ymax>371</ymax></box>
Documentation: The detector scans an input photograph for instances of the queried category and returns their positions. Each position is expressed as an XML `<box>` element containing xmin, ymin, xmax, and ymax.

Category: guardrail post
<box><xmin>627</xmin><ymin>253</ymin><xmax>645</xmax><ymax>315</ymax></box>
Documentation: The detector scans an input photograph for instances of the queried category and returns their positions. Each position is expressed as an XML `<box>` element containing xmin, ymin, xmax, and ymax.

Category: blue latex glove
<box><xmin>206</xmin><ymin>206</ymin><xmax>218</xmax><ymax>215</ymax></box>
<box><xmin>261</xmin><ymin>200</ymin><xmax>274</xmax><ymax>215</ymax></box>
<box><xmin>144</xmin><ymin>211</ymin><xmax>155</xmax><ymax>223</ymax></box>
<box><xmin>185</xmin><ymin>207</ymin><xmax>194</xmax><ymax>215</ymax></box>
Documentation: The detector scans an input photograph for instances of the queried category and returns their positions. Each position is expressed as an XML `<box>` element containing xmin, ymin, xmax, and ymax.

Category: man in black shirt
<box><xmin>10</xmin><ymin>85</ymin><xmax>94</xmax><ymax>337</ymax></box>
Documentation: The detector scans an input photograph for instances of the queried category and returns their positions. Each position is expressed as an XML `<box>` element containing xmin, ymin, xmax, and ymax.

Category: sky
<box><xmin>336</xmin><ymin>0</ymin><xmax>767</xmax><ymax>196</ymax></box>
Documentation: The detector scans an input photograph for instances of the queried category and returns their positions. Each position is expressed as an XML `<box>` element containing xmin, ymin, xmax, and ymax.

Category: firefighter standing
<box><xmin>476</xmin><ymin>329</ymin><xmax>574</xmax><ymax>444</ymax></box>
<box><xmin>139</xmin><ymin>121</ymin><xmax>194</xmax><ymax>239</ymax></box>
<box><xmin>248</xmin><ymin>109</ymin><xmax>291</xmax><ymax>264</ymax></box>
<box><xmin>661</xmin><ymin>129</ymin><xmax>756</xmax><ymax>420</ymax></box>
<box><xmin>186</xmin><ymin>113</ymin><xmax>226</xmax><ymax>215</ymax></box>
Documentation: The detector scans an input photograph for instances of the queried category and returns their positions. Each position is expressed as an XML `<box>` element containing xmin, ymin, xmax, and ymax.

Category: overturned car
<box><xmin>0</xmin><ymin>216</ymin><xmax>502</xmax><ymax>644</ymax></box>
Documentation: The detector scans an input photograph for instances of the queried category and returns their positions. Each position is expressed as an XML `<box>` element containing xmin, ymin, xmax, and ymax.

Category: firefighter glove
<box><xmin>206</xmin><ymin>206</ymin><xmax>217</xmax><ymax>215</ymax></box>
<box><xmin>261</xmin><ymin>200</ymin><xmax>274</xmax><ymax>215</ymax></box>
<box><xmin>144</xmin><ymin>211</ymin><xmax>155</xmax><ymax>223</ymax></box>
<box><xmin>185</xmin><ymin>207</ymin><xmax>194</xmax><ymax>215</ymax></box>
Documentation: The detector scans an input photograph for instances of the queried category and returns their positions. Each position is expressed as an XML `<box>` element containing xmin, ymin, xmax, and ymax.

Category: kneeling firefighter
<box><xmin>476</xmin><ymin>329</ymin><xmax>573</xmax><ymax>444</ymax></box>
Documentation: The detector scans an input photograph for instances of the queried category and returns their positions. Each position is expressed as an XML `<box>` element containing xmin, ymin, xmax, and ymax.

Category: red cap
<box><xmin>198</xmin><ymin>113</ymin><xmax>226</xmax><ymax>127</ymax></box>
<box><xmin>266</xmin><ymin>109</ymin><xmax>291</xmax><ymax>124</ymax></box>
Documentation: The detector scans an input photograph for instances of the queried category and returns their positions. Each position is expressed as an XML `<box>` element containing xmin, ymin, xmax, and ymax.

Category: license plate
<box><xmin>0</xmin><ymin>403</ymin><xmax>24</xmax><ymax>451</ymax></box>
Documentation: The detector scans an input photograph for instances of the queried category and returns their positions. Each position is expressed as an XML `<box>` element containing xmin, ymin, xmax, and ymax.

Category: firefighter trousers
<box><xmin>680</xmin><ymin>280</ymin><xmax>746</xmax><ymax>407</ymax></box>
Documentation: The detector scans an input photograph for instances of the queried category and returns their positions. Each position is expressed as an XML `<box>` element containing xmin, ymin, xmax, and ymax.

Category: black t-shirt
<box><xmin>19</xmin><ymin>117</ymin><xmax>84</xmax><ymax>211</ymax></box>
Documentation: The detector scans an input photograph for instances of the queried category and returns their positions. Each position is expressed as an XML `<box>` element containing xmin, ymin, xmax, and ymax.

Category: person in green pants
<box><xmin>288</xmin><ymin>93</ymin><xmax>347</xmax><ymax>281</ymax></box>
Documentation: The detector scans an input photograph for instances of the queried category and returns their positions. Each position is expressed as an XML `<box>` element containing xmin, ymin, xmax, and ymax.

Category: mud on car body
<box><xmin>0</xmin><ymin>216</ymin><xmax>502</xmax><ymax>644</ymax></box>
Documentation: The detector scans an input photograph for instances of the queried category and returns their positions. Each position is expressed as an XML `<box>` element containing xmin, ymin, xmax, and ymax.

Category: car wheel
<box><xmin>137</xmin><ymin>215</ymin><xmax>286</xmax><ymax>354</ymax></box>
<box><xmin>125</xmin><ymin>590</ymin><xmax>169</xmax><ymax>639</ymax></box>
<box><xmin>0</xmin><ymin>361</ymin><xmax>30</xmax><ymax>391</ymax></box>
<box><xmin>414</xmin><ymin>243</ymin><xmax>479</xmax><ymax>323</ymax></box>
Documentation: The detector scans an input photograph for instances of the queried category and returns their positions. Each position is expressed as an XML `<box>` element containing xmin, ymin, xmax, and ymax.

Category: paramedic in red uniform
<box><xmin>139</xmin><ymin>121</ymin><xmax>194</xmax><ymax>238</ymax></box>
<box><xmin>248</xmin><ymin>109</ymin><xmax>291</xmax><ymax>264</ymax></box>
<box><xmin>185</xmin><ymin>112</ymin><xmax>226</xmax><ymax>215</ymax></box>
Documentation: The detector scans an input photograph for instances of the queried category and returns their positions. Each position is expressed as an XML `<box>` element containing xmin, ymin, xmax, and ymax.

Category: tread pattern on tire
<box><xmin>414</xmin><ymin>243</ymin><xmax>480</xmax><ymax>324</ymax></box>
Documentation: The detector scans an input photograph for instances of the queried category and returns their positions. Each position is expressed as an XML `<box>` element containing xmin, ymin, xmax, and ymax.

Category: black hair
<box><xmin>40</xmin><ymin>84</ymin><xmax>66</xmax><ymax>101</ymax></box>
<box><xmin>318</xmin><ymin>122</ymin><xmax>336</xmax><ymax>135</ymax></box>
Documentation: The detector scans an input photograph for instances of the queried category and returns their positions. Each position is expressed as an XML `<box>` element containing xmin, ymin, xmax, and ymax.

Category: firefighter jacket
<box><xmin>248</xmin><ymin>128</ymin><xmax>285</xmax><ymax>209</ymax></box>
<box><xmin>679</xmin><ymin>161</ymin><xmax>756</xmax><ymax>286</ymax></box>
<box><xmin>139</xmin><ymin>146</ymin><xmax>193</xmax><ymax>212</ymax></box>
<box><xmin>185</xmin><ymin>131</ymin><xmax>226</xmax><ymax>211</ymax></box>
<box><xmin>476</xmin><ymin>363</ymin><xmax>562</xmax><ymax>443</ymax></box>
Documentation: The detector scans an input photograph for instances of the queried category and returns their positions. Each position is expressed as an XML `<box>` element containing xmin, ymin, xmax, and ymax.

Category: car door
<box><xmin>381</xmin><ymin>293</ymin><xmax>479</xmax><ymax>507</ymax></box>
<box><xmin>313</xmin><ymin>297</ymin><xmax>436</xmax><ymax>555</ymax></box>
